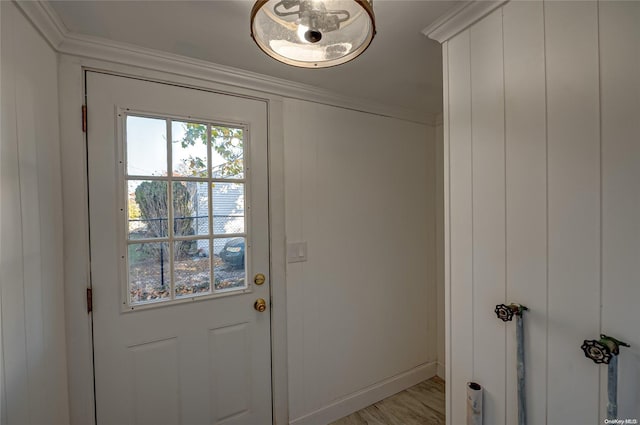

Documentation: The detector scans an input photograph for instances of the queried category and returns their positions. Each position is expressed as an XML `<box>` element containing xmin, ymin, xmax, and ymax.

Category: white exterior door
<box><xmin>86</xmin><ymin>72</ymin><xmax>272</xmax><ymax>425</ymax></box>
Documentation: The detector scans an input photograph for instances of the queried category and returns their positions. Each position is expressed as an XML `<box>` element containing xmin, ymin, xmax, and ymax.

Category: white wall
<box><xmin>442</xmin><ymin>1</ymin><xmax>640</xmax><ymax>424</ymax></box>
<box><xmin>284</xmin><ymin>99</ymin><xmax>438</xmax><ymax>424</ymax></box>
<box><xmin>0</xmin><ymin>1</ymin><xmax>70</xmax><ymax>424</ymax></box>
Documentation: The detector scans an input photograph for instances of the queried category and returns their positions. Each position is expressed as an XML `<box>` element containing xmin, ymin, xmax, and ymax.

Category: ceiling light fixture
<box><xmin>250</xmin><ymin>0</ymin><xmax>376</xmax><ymax>68</ymax></box>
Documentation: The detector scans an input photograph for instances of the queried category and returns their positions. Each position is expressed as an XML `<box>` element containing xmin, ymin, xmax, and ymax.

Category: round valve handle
<box><xmin>495</xmin><ymin>303</ymin><xmax>528</xmax><ymax>322</ymax></box>
<box><xmin>581</xmin><ymin>334</ymin><xmax>630</xmax><ymax>364</ymax></box>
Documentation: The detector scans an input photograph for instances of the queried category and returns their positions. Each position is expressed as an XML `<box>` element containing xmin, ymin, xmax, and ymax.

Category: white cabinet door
<box><xmin>86</xmin><ymin>72</ymin><xmax>271</xmax><ymax>425</ymax></box>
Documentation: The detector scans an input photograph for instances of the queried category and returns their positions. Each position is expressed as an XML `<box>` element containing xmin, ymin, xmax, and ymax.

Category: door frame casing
<box><xmin>58</xmin><ymin>55</ymin><xmax>288</xmax><ymax>425</ymax></box>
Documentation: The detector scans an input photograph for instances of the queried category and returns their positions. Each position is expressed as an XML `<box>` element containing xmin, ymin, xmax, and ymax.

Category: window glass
<box><xmin>172</xmin><ymin>121</ymin><xmax>208</xmax><ymax>177</ymax></box>
<box><xmin>213</xmin><ymin>237</ymin><xmax>247</xmax><ymax>292</ymax></box>
<box><xmin>211</xmin><ymin>126</ymin><xmax>244</xmax><ymax>179</ymax></box>
<box><xmin>127</xmin><ymin>116</ymin><xmax>167</xmax><ymax>176</ymax></box>
<box><xmin>213</xmin><ymin>182</ymin><xmax>245</xmax><ymax>235</ymax></box>
<box><xmin>127</xmin><ymin>180</ymin><xmax>169</xmax><ymax>239</ymax></box>
<box><xmin>172</xmin><ymin>181</ymin><xmax>208</xmax><ymax>237</ymax></box>
<box><xmin>128</xmin><ymin>242</ymin><xmax>170</xmax><ymax>304</ymax></box>
<box><xmin>174</xmin><ymin>240</ymin><xmax>212</xmax><ymax>297</ymax></box>
<box><xmin>124</xmin><ymin>115</ymin><xmax>249</xmax><ymax>308</ymax></box>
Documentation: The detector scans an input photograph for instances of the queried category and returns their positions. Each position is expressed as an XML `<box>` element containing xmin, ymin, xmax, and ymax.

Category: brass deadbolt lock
<box><xmin>254</xmin><ymin>273</ymin><xmax>266</xmax><ymax>285</ymax></box>
<box><xmin>254</xmin><ymin>298</ymin><xmax>267</xmax><ymax>312</ymax></box>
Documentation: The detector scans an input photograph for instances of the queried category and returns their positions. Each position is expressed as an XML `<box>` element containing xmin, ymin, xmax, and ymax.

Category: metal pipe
<box><xmin>466</xmin><ymin>381</ymin><xmax>483</xmax><ymax>425</ymax></box>
<box><xmin>516</xmin><ymin>312</ymin><xmax>527</xmax><ymax>425</ymax></box>
<box><xmin>607</xmin><ymin>353</ymin><xmax>618</xmax><ymax>419</ymax></box>
<box><xmin>581</xmin><ymin>334</ymin><xmax>629</xmax><ymax>420</ymax></box>
<box><xmin>495</xmin><ymin>303</ymin><xmax>528</xmax><ymax>425</ymax></box>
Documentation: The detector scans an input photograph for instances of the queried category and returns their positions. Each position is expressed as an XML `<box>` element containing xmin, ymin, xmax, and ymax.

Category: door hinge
<box><xmin>82</xmin><ymin>105</ymin><xmax>87</xmax><ymax>133</ymax></box>
<box><xmin>86</xmin><ymin>288</ymin><xmax>93</xmax><ymax>313</ymax></box>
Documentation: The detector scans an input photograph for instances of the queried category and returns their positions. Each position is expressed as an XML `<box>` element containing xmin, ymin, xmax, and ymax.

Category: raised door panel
<box><xmin>209</xmin><ymin>324</ymin><xmax>251</xmax><ymax>422</ymax></box>
<box><xmin>129</xmin><ymin>338</ymin><xmax>181</xmax><ymax>425</ymax></box>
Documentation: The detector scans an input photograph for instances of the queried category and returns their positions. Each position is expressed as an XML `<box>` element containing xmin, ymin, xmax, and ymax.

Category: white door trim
<box><xmin>58</xmin><ymin>55</ymin><xmax>288</xmax><ymax>425</ymax></box>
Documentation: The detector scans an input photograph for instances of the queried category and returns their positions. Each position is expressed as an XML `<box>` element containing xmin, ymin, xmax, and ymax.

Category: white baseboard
<box><xmin>289</xmin><ymin>362</ymin><xmax>438</xmax><ymax>425</ymax></box>
<box><xmin>436</xmin><ymin>362</ymin><xmax>445</xmax><ymax>380</ymax></box>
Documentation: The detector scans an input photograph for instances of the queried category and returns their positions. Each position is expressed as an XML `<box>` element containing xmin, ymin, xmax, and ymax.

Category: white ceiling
<box><xmin>48</xmin><ymin>0</ymin><xmax>460</xmax><ymax>118</ymax></box>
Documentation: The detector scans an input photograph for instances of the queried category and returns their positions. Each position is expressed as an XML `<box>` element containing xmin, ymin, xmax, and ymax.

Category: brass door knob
<box><xmin>254</xmin><ymin>298</ymin><xmax>267</xmax><ymax>312</ymax></box>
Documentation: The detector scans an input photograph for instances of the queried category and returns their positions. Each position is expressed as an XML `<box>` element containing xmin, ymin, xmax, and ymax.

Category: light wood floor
<box><xmin>330</xmin><ymin>377</ymin><xmax>445</xmax><ymax>425</ymax></box>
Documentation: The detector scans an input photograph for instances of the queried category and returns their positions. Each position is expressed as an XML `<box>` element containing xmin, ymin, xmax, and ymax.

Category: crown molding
<box><xmin>59</xmin><ymin>32</ymin><xmax>430</xmax><ymax>124</ymax></box>
<box><xmin>15</xmin><ymin>0</ymin><xmax>68</xmax><ymax>49</ymax></box>
<box><xmin>422</xmin><ymin>0</ymin><xmax>508</xmax><ymax>43</ymax></box>
<box><xmin>14</xmin><ymin>0</ymin><xmax>432</xmax><ymax>125</ymax></box>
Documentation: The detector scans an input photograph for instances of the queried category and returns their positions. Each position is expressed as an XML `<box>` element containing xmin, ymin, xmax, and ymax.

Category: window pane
<box><xmin>213</xmin><ymin>182</ymin><xmax>245</xmax><ymax>235</ymax></box>
<box><xmin>172</xmin><ymin>121</ymin><xmax>208</xmax><ymax>177</ymax></box>
<box><xmin>211</xmin><ymin>126</ymin><xmax>244</xmax><ymax>178</ymax></box>
<box><xmin>127</xmin><ymin>116</ymin><xmax>167</xmax><ymax>176</ymax></box>
<box><xmin>213</xmin><ymin>237</ymin><xmax>246</xmax><ymax>292</ymax></box>
<box><xmin>128</xmin><ymin>180</ymin><xmax>168</xmax><ymax>239</ymax></box>
<box><xmin>174</xmin><ymin>240</ymin><xmax>211</xmax><ymax>297</ymax></box>
<box><xmin>129</xmin><ymin>242</ymin><xmax>170</xmax><ymax>304</ymax></box>
<box><xmin>172</xmin><ymin>181</ymin><xmax>208</xmax><ymax>237</ymax></box>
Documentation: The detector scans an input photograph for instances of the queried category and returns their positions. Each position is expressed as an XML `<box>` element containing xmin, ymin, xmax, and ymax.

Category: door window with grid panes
<box><xmin>123</xmin><ymin>114</ymin><xmax>249</xmax><ymax>309</ymax></box>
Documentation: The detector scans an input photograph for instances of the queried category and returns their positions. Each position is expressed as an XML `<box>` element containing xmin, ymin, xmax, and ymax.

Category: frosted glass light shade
<box><xmin>251</xmin><ymin>0</ymin><xmax>375</xmax><ymax>68</ymax></box>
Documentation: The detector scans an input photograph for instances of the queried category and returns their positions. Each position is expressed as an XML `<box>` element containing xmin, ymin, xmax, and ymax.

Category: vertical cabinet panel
<box><xmin>600</xmin><ymin>1</ymin><xmax>640</xmax><ymax>419</ymax></box>
<box><xmin>0</xmin><ymin>5</ymin><xmax>30</xmax><ymax>423</ymax></box>
<box><xmin>1</xmin><ymin>3</ymin><xmax>69</xmax><ymax>423</ymax></box>
<box><xmin>441</xmin><ymin>41</ymin><xmax>452</xmax><ymax>420</ymax></box>
<box><xmin>15</xmin><ymin>80</ymin><xmax>46</xmax><ymax>425</ymax></box>
<box><xmin>445</xmin><ymin>1</ymin><xmax>640</xmax><ymax>423</ymax></box>
<box><xmin>502</xmin><ymin>2</ymin><xmax>547</xmax><ymax>424</ymax></box>
<box><xmin>446</xmin><ymin>30</ymin><xmax>473</xmax><ymax>425</ymax></box>
<box><xmin>545</xmin><ymin>1</ymin><xmax>601</xmax><ymax>422</ymax></box>
<box><xmin>469</xmin><ymin>10</ymin><xmax>506</xmax><ymax>425</ymax></box>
